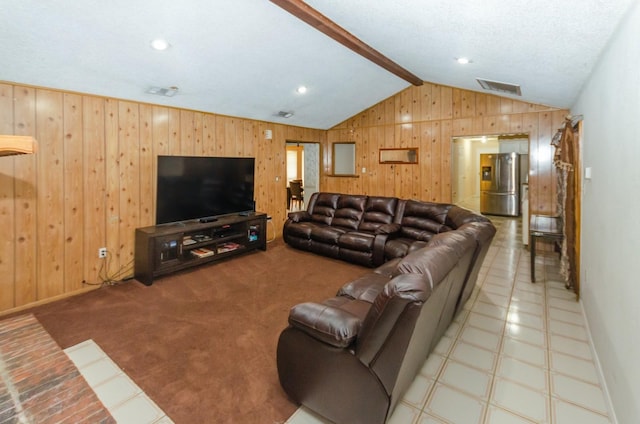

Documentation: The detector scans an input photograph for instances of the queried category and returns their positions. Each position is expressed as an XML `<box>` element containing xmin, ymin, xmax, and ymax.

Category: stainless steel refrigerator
<box><xmin>480</xmin><ymin>152</ymin><xmax>520</xmax><ymax>216</ymax></box>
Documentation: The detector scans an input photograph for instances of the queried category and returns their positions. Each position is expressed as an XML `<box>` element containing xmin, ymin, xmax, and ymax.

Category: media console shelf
<box><xmin>134</xmin><ymin>212</ymin><xmax>267</xmax><ymax>285</ymax></box>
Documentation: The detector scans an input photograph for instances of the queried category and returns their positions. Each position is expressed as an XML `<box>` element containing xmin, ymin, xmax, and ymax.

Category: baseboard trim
<box><xmin>0</xmin><ymin>285</ymin><xmax>100</xmax><ymax>318</ymax></box>
<box><xmin>580</xmin><ymin>299</ymin><xmax>618</xmax><ymax>424</ymax></box>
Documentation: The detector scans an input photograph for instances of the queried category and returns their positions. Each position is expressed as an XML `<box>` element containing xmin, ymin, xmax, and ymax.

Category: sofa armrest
<box><xmin>356</xmin><ymin>274</ymin><xmax>431</xmax><ymax>366</ymax></box>
<box><xmin>288</xmin><ymin>302</ymin><xmax>361</xmax><ymax>348</ymax></box>
<box><xmin>375</xmin><ymin>223</ymin><xmax>401</xmax><ymax>235</ymax></box>
<box><xmin>371</xmin><ymin>224</ymin><xmax>401</xmax><ymax>266</ymax></box>
<box><xmin>372</xmin><ymin>234</ymin><xmax>389</xmax><ymax>267</ymax></box>
<box><xmin>288</xmin><ymin>210</ymin><xmax>311</xmax><ymax>223</ymax></box>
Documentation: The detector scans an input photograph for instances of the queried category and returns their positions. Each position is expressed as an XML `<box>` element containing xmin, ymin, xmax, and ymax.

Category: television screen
<box><xmin>156</xmin><ymin>155</ymin><xmax>255</xmax><ymax>225</ymax></box>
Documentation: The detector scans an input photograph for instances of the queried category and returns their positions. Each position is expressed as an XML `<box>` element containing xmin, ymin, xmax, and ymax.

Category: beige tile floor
<box><xmin>65</xmin><ymin>340</ymin><xmax>173</xmax><ymax>424</ymax></box>
<box><xmin>286</xmin><ymin>216</ymin><xmax>614</xmax><ymax>424</ymax></box>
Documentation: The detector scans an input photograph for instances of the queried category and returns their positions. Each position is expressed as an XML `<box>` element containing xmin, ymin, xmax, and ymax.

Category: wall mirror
<box><xmin>379</xmin><ymin>147</ymin><xmax>419</xmax><ymax>164</ymax></box>
<box><xmin>332</xmin><ymin>142</ymin><xmax>356</xmax><ymax>175</ymax></box>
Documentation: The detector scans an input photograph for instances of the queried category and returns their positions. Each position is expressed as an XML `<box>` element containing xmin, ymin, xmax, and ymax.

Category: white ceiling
<box><xmin>1</xmin><ymin>0</ymin><xmax>634</xmax><ymax>129</ymax></box>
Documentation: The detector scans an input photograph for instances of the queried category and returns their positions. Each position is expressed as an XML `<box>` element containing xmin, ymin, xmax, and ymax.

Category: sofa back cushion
<box><xmin>331</xmin><ymin>195</ymin><xmax>367</xmax><ymax>230</ymax></box>
<box><xmin>425</xmin><ymin>232</ymin><xmax>478</xmax><ymax>342</ymax></box>
<box><xmin>356</xmin><ymin>240</ymin><xmax>475</xmax><ymax>398</ymax></box>
<box><xmin>395</xmin><ymin>243</ymin><xmax>461</xmax><ymax>288</ymax></box>
<box><xmin>445</xmin><ymin>205</ymin><xmax>491</xmax><ymax>229</ymax></box>
<box><xmin>425</xmin><ymin>230</ymin><xmax>476</xmax><ymax>258</ymax></box>
<box><xmin>396</xmin><ymin>200</ymin><xmax>453</xmax><ymax>240</ymax></box>
<box><xmin>454</xmin><ymin>221</ymin><xmax>497</xmax><ymax>313</ymax></box>
<box><xmin>337</xmin><ymin>272</ymin><xmax>392</xmax><ymax>303</ymax></box>
<box><xmin>358</xmin><ymin>196</ymin><xmax>398</xmax><ymax>233</ymax></box>
<box><xmin>309</xmin><ymin>193</ymin><xmax>340</xmax><ymax>225</ymax></box>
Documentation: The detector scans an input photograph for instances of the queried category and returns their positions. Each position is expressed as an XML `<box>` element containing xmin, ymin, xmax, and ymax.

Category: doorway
<box><xmin>451</xmin><ymin>134</ymin><xmax>529</xmax><ymax>213</ymax></box>
<box><xmin>286</xmin><ymin>141</ymin><xmax>320</xmax><ymax>210</ymax></box>
<box><xmin>452</xmin><ymin>136</ymin><xmax>499</xmax><ymax>211</ymax></box>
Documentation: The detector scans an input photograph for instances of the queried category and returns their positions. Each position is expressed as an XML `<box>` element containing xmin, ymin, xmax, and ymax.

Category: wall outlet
<box><xmin>98</xmin><ymin>247</ymin><xmax>107</xmax><ymax>258</ymax></box>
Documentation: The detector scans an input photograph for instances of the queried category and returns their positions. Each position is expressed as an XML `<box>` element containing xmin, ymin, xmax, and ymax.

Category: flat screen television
<box><xmin>155</xmin><ymin>155</ymin><xmax>255</xmax><ymax>225</ymax></box>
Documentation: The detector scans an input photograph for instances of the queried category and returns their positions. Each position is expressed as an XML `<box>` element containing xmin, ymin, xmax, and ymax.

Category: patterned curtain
<box><xmin>551</xmin><ymin>116</ymin><xmax>581</xmax><ymax>289</ymax></box>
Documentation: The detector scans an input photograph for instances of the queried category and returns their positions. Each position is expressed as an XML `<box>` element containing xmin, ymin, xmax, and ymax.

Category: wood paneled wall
<box><xmin>0</xmin><ymin>80</ymin><xmax>565</xmax><ymax>314</ymax></box>
<box><xmin>323</xmin><ymin>83</ymin><xmax>568</xmax><ymax>213</ymax></box>
<box><xmin>0</xmin><ymin>82</ymin><xmax>325</xmax><ymax>314</ymax></box>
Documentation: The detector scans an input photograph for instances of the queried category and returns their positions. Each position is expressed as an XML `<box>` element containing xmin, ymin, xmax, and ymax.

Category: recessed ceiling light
<box><xmin>456</xmin><ymin>57</ymin><xmax>471</xmax><ymax>64</ymax></box>
<box><xmin>151</xmin><ymin>39</ymin><xmax>170</xmax><ymax>51</ymax></box>
<box><xmin>296</xmin><ymin>86</ymin><xmax>307</xmax><ymax>94</ymax></box>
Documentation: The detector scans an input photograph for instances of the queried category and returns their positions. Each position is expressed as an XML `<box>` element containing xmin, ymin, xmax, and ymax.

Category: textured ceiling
<box><xmin>1</xmin><ymin>0</ymin><xmax>634</xmax><ymax>129</ymax></box>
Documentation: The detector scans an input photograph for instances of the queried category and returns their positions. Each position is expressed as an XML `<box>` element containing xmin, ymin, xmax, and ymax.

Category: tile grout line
<box><xmin>543</xmin><ymin>255</ymin><xmax>554</xmax><ymax>423</ymax></box>
<box><xmin>487</xmin><ymin>243</ymin><xmax>520</xmax><ymax>423</ymax></box>
<box><xmin>483</xmin><ymin>227</ymin><xmax>526</xmax><ymax>424</ymax></box>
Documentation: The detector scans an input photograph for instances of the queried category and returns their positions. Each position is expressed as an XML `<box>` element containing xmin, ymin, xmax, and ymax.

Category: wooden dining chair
<box><xmin>289</xmin><ymin>180</ymin><xmax>304</xmax><ymax>210</ymax></box>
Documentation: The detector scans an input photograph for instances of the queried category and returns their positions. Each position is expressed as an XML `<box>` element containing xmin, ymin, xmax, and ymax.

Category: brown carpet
<box><xmin>16</xmin><ymin>239</ymin><xmax>366</xmax><ymax>424</ymax></box>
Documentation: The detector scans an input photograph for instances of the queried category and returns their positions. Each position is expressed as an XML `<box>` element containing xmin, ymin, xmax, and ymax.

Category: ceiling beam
<box><xmin>270</xmin><ymin>0</ymin><xmax>423</xmax><ymax>86</ymax></box>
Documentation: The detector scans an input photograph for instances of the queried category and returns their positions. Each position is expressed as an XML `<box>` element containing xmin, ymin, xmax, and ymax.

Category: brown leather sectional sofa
<box><xmin>278</xmin><ymin>192</ymin><xmax>496</xmax><ymax>423</ymax></box>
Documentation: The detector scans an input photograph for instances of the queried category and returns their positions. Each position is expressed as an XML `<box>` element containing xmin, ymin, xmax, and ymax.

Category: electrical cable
<box><xmin>83</xmin><ymin>251</ymin><xmax>134</xmax><ymax>287</ymax></box>
<box><xmin>266</xmin><ymin>219</ymin><xmax>276</xmax><ymax>243</ymax></box>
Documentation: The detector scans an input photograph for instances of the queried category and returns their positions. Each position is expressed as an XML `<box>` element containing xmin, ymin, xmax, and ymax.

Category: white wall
<box><xmin>451</xmin><ymin>138</ymin><xmax>499</xmax><ymax>203</ymax></box>
<box><xmin>303</xmin><ymin>143</ymin><xmax>320</xmax><ymax>200</ymax></box>
<box><xmin>571</xmin><ymin>2</ymin><xmax>640</xmax><ymax>423</ymax></box>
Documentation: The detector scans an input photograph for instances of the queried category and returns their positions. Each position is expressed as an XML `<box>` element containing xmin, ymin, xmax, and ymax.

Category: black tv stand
<box><xmin>134</xmin><ymin>212</ymin><xmax>267</xmax><ymax>285</ymax></box>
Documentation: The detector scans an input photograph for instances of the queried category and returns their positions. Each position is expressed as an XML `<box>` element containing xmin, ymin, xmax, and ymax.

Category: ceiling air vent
<box><xmin>146</xmin><ymin>86</ymin><xmax>179</xmax><ymax>97</ymax></box>
<box><xmin>277</xmin><ymin>111</ymin><xmax>294</xmax><ymax>118</ymax></box>
<box><xmin>476</xmin><ymin>78</ymin><xmax>522</xmax><ymax>96</ymax></box>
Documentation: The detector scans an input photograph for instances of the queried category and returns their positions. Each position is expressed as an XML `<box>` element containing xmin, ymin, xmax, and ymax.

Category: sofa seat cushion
<box><xmin>310</xmin><ymin>226</ymin><xmax>347</xmax><ymax>244</ymax></box>
<box><xmin>338</xmin><ymin>231</ymin><xmax>375</xmax><ymax>252</ymax></box>
<box><xmin>400</xmin><ymin>226</ymin><xmax>441</xmax><ymax>241</ymax></box>
<box><xmin>288</xmin><ymin>301</ymin><xmax>364</xmax><ymax>348</ymax></box>
<box><xmin>384</xmin><ymin>236</ymin><xmax>435</xmax><ymax>259</ymax></box>
<box><xmin>286</xmin><ymin>221</ymin><xmax>318</xmax><ymax>239</ymax></box>
<box><xmin>337</xmin><ymin>273</ymin><xmax>391</xmax><ymax>303</ymax></box>
<box><xmin>287</xmin><ymin>210</ymin><xmax>311</xmax><ymax>223</ymax></box>
<box><xmin>399</xmin><ymin>218</ymin><xmax>452</xmax><ymax>236</ymax></box>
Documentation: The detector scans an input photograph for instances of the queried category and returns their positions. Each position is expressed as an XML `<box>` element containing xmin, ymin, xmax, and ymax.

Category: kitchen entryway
<box><xmin>451</xmin><ymin>135</ymin><xmax>529</xmax><ymax>215</ymax></box>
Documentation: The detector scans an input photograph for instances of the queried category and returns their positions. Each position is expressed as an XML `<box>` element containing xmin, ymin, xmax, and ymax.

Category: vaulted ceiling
<box><xmin>1</xmin><ymin>0</ymin><xmax>634</xmax><ymax>129</ymax></box>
